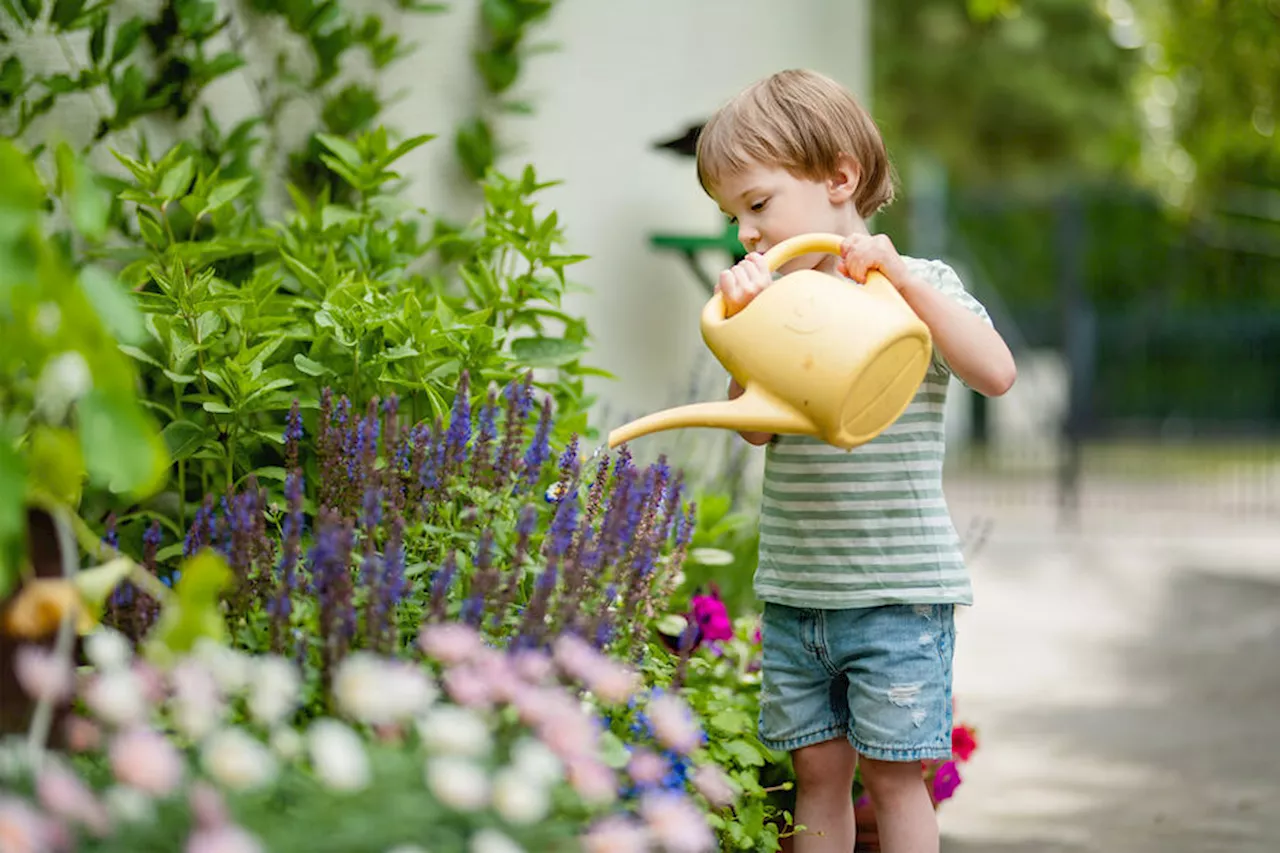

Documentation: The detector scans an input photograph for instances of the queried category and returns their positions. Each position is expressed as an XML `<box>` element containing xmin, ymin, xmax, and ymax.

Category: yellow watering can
<box><xmin>608</xmin><ymin>233</ymin><xmax>932</xmax><ymax>451</ymax></box>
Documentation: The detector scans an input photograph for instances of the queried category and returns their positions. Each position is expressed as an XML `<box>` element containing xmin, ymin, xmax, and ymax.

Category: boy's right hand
<box><xmin>716</xmin><ymin>252</ymin><xmax>771</xmax><ymax>317</ymax></box>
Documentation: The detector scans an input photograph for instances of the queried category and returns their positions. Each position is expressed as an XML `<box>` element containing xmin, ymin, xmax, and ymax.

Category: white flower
<box><xmin>85</xmin><ymin>669</ymin><xmax>148</xmax><ymax>727</ymax></box>
<box><xmin>85</xmin><ymin>628</ymin><xmax>133</xmax><ymax>672</ymax></box>
<box><xmin>202</xmin><ymin>728</ymin><xmax>278</xmax><ymax>792</ymax></box>
<box><xmin>308</xmin><ymin>720</ymin><xmax>370</xmax><ymax>793</ymax></box>
<box><xmin>416</xmin><ymin>705</ymin><xmax>491</xmax><ymax>758</ymax></box>
<box><xmin>425</xmin><ymin>756</ymin><xmax>489</xmax><ymax>812</ymax></box>
<box><xmin>509</xmin><ymin>738</ymin><xmax>562</xmax><ymax>785</ymax></box>
<box><xmin>270</xmin><ymin>727</ymin><xmax>303</xmax><ymax>761</ymax></box>
<box><xmin>334</xmin><ymin>653</ymin><xmax>435</xmax><ymax>725</ymax></box>
<box><xmin>193</xmin><ymin>640</ymin><xmax>251</xmax><ymax>694</ymax></box>
<box><xmin>36</xmin><ymin>351</ymin><xmax>92</xmax><ymax>421</ymax></box>
<box><xmin>469</xmin><ymin>828</ymin><xmax>524</xmax><ymax>853</ymax></box>
<box><xmin>247</xmin><ymin>656</ymin><xmax>299</xmax><ymax>727</ymax></box>
<box><xmin>14</xmin><ymin>646</ymin><xmax>73</xmax><ymax>703</ymax></box>
<box><xmin>169</xmin><ymin>661</ymin><xmax>224</xmax><ymax>740</ymax></box>
<box><xmin>104</xmin><ymin>785</ymin><xmax>155</xmax><ymax>824</ymax></box>
<box><xmin>492</xmin><ymin>767</ymin><xmax>550</xmax><ymax>826</ymax></box>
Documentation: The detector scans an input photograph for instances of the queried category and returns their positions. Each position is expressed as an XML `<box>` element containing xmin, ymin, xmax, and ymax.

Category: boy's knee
<box><xmin>792</xmin><ymin>738</ymin><xmax>857</xmax><ymax>791</ymax></box>
<box><xmin>858</xmin><ymin>756</ymin><xmax>926</xmax><ymax>800</ymax></box>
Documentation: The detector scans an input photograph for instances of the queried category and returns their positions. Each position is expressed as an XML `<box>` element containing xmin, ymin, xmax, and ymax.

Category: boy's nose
<box><xmin>737</xmin><ymin>223</ymin><xmax>760</xmax><ymax>249</ymax></box>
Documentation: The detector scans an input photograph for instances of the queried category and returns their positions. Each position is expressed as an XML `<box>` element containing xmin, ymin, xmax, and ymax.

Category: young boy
<box><xmin>696</xmin><ymin>69</ymin><xmax>1016</xmax><ymax>853</ymax></box>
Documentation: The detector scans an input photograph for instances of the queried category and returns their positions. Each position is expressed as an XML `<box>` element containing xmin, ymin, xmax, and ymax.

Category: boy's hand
<box><xmin>716</xmin><ymin>252</ymin><xmax>771</xmax><ymax>316</ymax></box>
<box><xmin>837</xmin><ymin>233</ymin><xmax>912</xmax><ymax>292</ymax></box>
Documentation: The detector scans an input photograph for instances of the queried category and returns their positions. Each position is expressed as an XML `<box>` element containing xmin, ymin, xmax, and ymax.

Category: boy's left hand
<box><xmin>837</xmin><ymin>233</ymin><xmax>912</xmax><ymax>292</ymax></box>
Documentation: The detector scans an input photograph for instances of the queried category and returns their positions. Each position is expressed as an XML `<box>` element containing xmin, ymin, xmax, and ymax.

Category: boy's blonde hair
<box><xmin>696</xmin><ymin>69</ymin><xmax>895</xmax><ymax>218</ymax></box>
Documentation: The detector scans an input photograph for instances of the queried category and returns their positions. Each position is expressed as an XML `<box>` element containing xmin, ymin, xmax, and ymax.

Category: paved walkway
<box><xmin>938</xmin><ymin>478</ymin><xmax>1280</xmax><ymax>853</ymax></box>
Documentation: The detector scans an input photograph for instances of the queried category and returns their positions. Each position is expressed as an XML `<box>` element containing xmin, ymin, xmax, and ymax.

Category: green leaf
<box><xmin>510</xmin><ymin>335</ymin><xmax>588</xmax><ymax>367</ymax></box>
<box><xmin>708</xmin><ymin>708</ymin><xmax>754</xmax><ymax>735</ymax></box>
<box><xmin>28</xmin><ymin>427</ymin><xmax>84</xmax><ymax>507</ymax></box>
<box><xmin>161</xmin><ymin>420</ymin><xmax>208</xmax><ymax>462</ymax></box>
<box><xmin>204</xmin><ymin>176</ymin><xmax>252</xmax><ymax>211</ymax></box>
<box><xmin>110</xmin><ymin>17</ymin><xmax>144</xmax><ymax>65</ymax></box>
<box><xmin>0</xmin><ymin>439</ymin><xmax>28</xmax><ymax>596</ymax></box>
<box><xmin>54</xmin><ymin>143</ymin><xmax>109</xmax><ymax>238</ymax></box>
<box><xmin>50</xmin><ymin>0</ymin><xmax>85</xmax><ymax>29</ymax></box>
<box><xmin>201</xmin><ymin>401</ymin><xmax>233</xmax><ymax>414</ymax></box>
<box><xmin>320</xmin><ymin>204</ymin><xmax>362</xmax><ymax>230</ymax></box>
<box><xmin>157</xmin><ymin>158</ymin><xmax>194</xmax><ymax>200</ymax></box>
<box><xmin>316</xmin><ymin>133</ymin><xmax>362</xmax><ymax>170</ymax></box>
<box><xmin>244</xmin><ymin>466</ymin><xmax>285</xmax><ymax>483</ymax></box>
<box><xmin>721</xmin><ymin>739</ymin><xmax>767</xmax><ymax>768</ymax></box>
<box><xmin>77</xmin><ymin>390</ymin><xmax>168</xmax><ymax>497</ymax></box>
<box><xmin>293</xmin><ymin>354</ymin><xmax>331</xmax><ymax>376</ymax></box>
<box><xmin>81</xmin><ymin>265</ymin><xmax>144</xmax><ymax>344</ymax></box>
<box><xmin>117</xmin><ymin>344</ymin><xmax>163</xmax><ymax>369</ymax></box>
<box><xmin>88</xmin><ymin>12</ymin><xmax>106</xmax><ymax>64</ymax></box>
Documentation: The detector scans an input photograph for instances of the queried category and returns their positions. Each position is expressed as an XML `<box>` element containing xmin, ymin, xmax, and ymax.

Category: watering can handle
<box><xmin>707</xmin><ymin>232</ymin><xmax>884</xmax><ymax>322</ymax></box>
<box><xmin>760</xmin><ymin>232</ymin><xmax>846</xmax><ymax>272</ymax></box>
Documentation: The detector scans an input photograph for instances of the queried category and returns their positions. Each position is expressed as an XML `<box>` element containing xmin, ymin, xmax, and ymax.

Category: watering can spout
<box><xmin>607</xmin><ymin>384</ymin><xmax>813</xmax><ymax>449</ymax></box>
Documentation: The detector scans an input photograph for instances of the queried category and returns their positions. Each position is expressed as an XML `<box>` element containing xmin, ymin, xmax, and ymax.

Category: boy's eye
<box><xmin>726</xmin><ymin>215</ymin><xmax>738</xmax><ymax>225</ymax></box>
<box><xmin>751</xmin><ymin>199</ymin><xmax>768</xmax><ymax>212</ymax></box>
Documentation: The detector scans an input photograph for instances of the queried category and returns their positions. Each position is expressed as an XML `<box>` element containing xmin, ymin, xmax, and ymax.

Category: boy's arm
<box><xmin>728</xmin><ymin>377</ymin><xmax>774</xmax><ymax>446</ymax></box>
<box><xmin>839</xmin><ymin>234</ymin><xmax>1017</xmax><ymax>398</ymax></box>
<box><xmin>896</xmin><ymin>275</ymin><xmax>1017</xmax><ymax>397</ymax></box>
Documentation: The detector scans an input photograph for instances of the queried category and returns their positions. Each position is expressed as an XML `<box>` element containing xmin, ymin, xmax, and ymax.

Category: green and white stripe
<box><xmin>754</xmin><ymin>257</ymin><xmax>990</xmax><ymax>609</ymax></box>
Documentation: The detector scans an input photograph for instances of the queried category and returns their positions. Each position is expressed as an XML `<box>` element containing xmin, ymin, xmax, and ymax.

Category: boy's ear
<box><xmin>827</xmin><ymin>153</ymin><xmax>861</xmax><ymax>204</ymax></box>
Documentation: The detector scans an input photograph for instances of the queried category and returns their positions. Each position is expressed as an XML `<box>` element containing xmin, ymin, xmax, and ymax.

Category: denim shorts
<box><xmin>757</xmin><ymin>602</ymin><xmax>955</xmax><ymax>762</ymax></box>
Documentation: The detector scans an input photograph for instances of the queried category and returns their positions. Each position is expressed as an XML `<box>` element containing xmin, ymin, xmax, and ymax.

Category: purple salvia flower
<box><xmin>521</xmin><ymin>397</ymin><xmax>553</xmax><ymax>489</ymax></box>
<box><xmin>309</xmin><ymin>509</ymin><xmax>356</xmax><ymax>689</ymax></box>
<box><xmin>461</xmin><ymin>529</ymin><xmax>496</xmax><ymax>628</ymax></box>
<box><xmin>443</xmin><ymin>371</ymin><xmax>472</xmax><ymax>478</ymax></box>
<box><xmin>102</xmin><ymin>513</ymin><xmax>118</xmax><ymax>550</ymax></box>
<box><xmin>285</xmin><ymin>399</ymin><xmax>304</xmax><ymax>472</ymax></box>
<box><xmin>471</xmin><ymin>383</ymin><xmax>500</xmax><ymax>484</ymax></box>
<box><xmin>495</xmin><ymin>371</ymin><xmax>534</xmax><ymax>483</ymax></box>
<box><xmin>558</xmin><ymin>435</ymin><xmax>580</xmax><ymax>484</ymax></box>
<box><xmin>362</xmin><ymin>485</ymin><xmax>383</xmax><ymax>533</ymax></box>
<box><xmin>415</xmin><ymin>418</ymin><xmax>444</xmax><ymax>514</ymax></box>
<box><xmin>372</xmin><ymin>512</ymin><xmax>406</xmax><ymax>654</ymax></box>
<box><xmin>270</xmin><ymin>470</ymin><xmax>305</xmax><ymax>654</ymax></box>
<box><xmin>428</xmin><ymin>550</ymin><xmax>459</xmax><ymax>623</ymax></box>
<box><xmin>142</xmin><ymin>522</ymin><xmax>162</xmax><ymax>571</ymax></box>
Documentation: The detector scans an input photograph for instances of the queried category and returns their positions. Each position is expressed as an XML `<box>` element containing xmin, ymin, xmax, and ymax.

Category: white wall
<box><xmin>493</xmin><ymin>1</ymin><xmax>873</xmax><ymax>459</ymax></box>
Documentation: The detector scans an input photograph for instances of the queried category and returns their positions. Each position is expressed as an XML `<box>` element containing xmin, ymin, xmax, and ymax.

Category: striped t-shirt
<box><xmin>754</xmin><ymin>257</ymin><xmax>991</xmax><ymax>609</ymax></box>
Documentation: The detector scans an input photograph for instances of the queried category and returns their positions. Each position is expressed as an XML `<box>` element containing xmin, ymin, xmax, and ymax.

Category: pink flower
<box><xmin>186</xmin><ymin>825</ymin><xmax>264</xmax><ymax>853</ymax></box>
<box><xmin>581</xmin><ymin>815</ymin><xmax>650</xmax><ymax>853</ymax></box>
<box><xmin>552</xmin><ymin>636</ymin><xmax>639</xmax><ymax>705</ymax></box>
<box><xmin>511</xmin><ymin>649</ymin><xmax>553</xmax><ymax>684</ymax></box>
<box><xmin>692</xmin><ymin>764</ymin><xmax>737</xmax><ymax>808</ymax></box>
<box><xmin>14</xmin><ymin>646</ymin><xmax>73</xmax><ymax>704</ymax></box>
<box><xmin>689</xmin><ymin>594</ymin><xmax>733</xmax><ymax>645</ymax></box>
<box><xmin>443</xmin><ymin>666</ymin><xmax>494</xmax><ymax>710</ymax></box>
<box><xmin>419</xmin><ymin>623</ymin><xmax>484</xmax><ymax>666</ymax></box>
<box><xmin>931</xmin><ymin>760</ymin><xmax>962</xmax><ymax>802</ymax></box>
<box><xmin>640</xmin><ymin>792</ymin><xmax>716</xmax><ymax>853</ymax></box>
<box><xmin>646</xmin><ymin>693</ymin><xmax>701</xmax><ymax>754</ymax></box>
<box><xmin>109</xmin><ymin>728</ymin><xmax>185</xmax><ymax>797</ymax></box>
<box><xmin>36</xmin><ymin>765</ymin><xmax>111</xmax><ymax>836</ymax></box>
<box><xmin>627</xmin><ymin>749</ymin><xmax>667</xmax><ymax>786</ymax></box>
<box><xmin>952</xmin><ymin>724</ymin><xmax>978</xmax><ymax>762</ymax></box>
<box><xmin>63</xmin><ymin>715</ymin><xmax>101</xmax><ymax>753</ymax></box>
<box><xmin>0</xmin><ymin>795</ymin><xmax>59</xmax><ymax>853</ymax></box>
<box><xmin>189</xmin><ymin>782</ymin><xmax>228</xmax><ymax>830</ymax></box>
<box><xmin>566</xmin><ymin>758</ymin><xmax>617</xmax><ymax>806</ymax></box>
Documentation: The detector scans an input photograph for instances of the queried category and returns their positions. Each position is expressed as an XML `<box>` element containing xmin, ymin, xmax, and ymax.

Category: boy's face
<box><xmin>710</xmin><ymin>160</ymin><xmax>858</xmax><ymax>275</ymax></box>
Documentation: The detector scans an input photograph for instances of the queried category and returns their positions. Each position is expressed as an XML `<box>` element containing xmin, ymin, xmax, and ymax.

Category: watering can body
<box><xmin>608</xmin><ymin>233</ymin><xmax>933</xmax><ymax>451</ymax></box>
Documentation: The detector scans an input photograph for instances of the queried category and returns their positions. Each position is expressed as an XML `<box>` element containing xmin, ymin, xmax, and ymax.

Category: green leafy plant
<box><xmin>0</xmin><ymin>138</ymin><xmax>167</xmax><ymax>594</ymax></box>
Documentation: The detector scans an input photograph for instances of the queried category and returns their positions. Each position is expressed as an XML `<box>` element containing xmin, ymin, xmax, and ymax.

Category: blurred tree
<box><xmin>872</xmin><ymin>0</ymin><xmax>1145</xmax><ymax>190</ymax></box>
<box><xmin>1127</xmin><ymin>0</ymin><xmax>1280</xmax><ymax>204</ymax></box>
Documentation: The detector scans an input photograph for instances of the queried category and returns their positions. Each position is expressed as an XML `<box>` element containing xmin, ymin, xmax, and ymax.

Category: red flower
<box><xmin>690</xmin><ymin>593</ymin><xmax>734</xmax><ymax>644</ymax></box>
<box><xmin>952</xmin><ymin>723</ymin><xmax>978</xmax><ymax>762</ymax></box>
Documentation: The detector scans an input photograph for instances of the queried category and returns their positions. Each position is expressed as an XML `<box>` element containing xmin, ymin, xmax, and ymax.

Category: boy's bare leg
<box><xmin>792</xmin><ymin>738</ymin><xmax>857</xmax><ymax>853</ymax></box>
<box><xmin>859</xmin><ymin>756</ymin><xmax>939</xmax><ymax>853</ymax></box>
